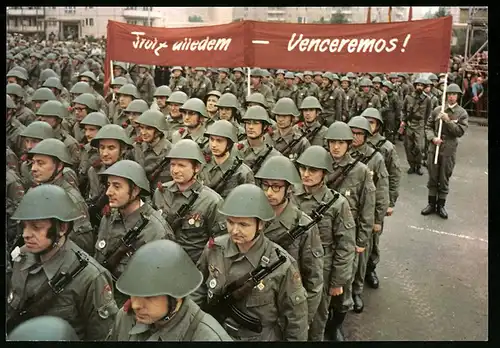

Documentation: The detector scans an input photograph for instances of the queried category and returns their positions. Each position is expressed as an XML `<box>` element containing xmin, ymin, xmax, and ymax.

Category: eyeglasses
<box><xmin>352</xmin><ymin>131</ymin><xmax>365</xmax><ymax>136</ymax></box>
<box><xmin>261</xmin><ymin>182</ymin><xmax>286</xmax><ymax>193</ymax></box>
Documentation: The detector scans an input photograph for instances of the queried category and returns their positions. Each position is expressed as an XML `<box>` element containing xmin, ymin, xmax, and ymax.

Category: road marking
<box><xmin>252</xmin><ymin>40</ymin><xmax>270</xmax><ymax>44</ymax></box>
<box><xmin>409</xmin><ymin>225</ymin><xmax>488</xmax><ymax>244</ymax></box>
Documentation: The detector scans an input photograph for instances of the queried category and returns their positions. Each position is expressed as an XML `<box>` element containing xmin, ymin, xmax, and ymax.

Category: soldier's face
<box><xmin>275</xmin><ymin>115</ymin><xmax>293</xmax><ymax>129</ymax></box>
<box><xmin>415</xmin><ymin>83</ymin><xmax>424</xmax><ymax>92</ymax></box>
<box><xmin>250</xmin><ymin>76</ymin><xmax>260</xmax><ymax>85</ymax></box>
<box><xmin>22</xmin><ymin>219</ymin><xmax>65</xmax><ymax>253</ymax></box>
<box><xmin>244</xmin><ymin>120</ymin><xmax>264</xmax><ymax>139</ymax></box>
<box><xmin>382</xmin><ymin>86</ymin><xmax>389</xmax><ymax>94</ymax></box>
<box><xmin>362</xmin><ymin>87</ymin><xmax>370</xmax><ymax>93</ymax></box>
<box><xmin>294</xmin><ymin>77</ymin><xmax>300</xmax><ymax>84</ymax></box>
<box><xmin>226</xmin><ymin>216</ymin><xmax>263</xmax><ymax>245</ymax></box>
<box><xmin>277</xmin><ymin>73</ymin><xmax>285</xmax><ymax>81</ymax></box>
<box><xmin>196</xmin><ymin>70</ymin><xmax>204</xmax><ymax>77</ymax></box>
<box><xmin>23</xmin><ymin>137</ymin><xmax>40</xmax><ymax>151</ymax></box>
<box><xmin>341</xmin><ymin>81</ymin><xmax>349</xmax><ymax>89</ymax></box>
<box><xmin>218</xmin><ymin>72</ymin><xmax>228</xmax><ymax>81</ymax></box>
<box><xmin>7</xmin><ymin>77</ymin><xmax>17</xmax><ymax>84</ymax></box>
<box><xmin>84</xmin><ymin>125</ymin><xmax>99</xmax><ymax>142</ymax></box>
<box><xmin>351</xmin><ymin>128</ymin><xmax>366</xmax><ymax>147</ymax></box>
<box><xmin>234</xmin><ymin>71</ymin><xmax>242</xmax><ymax>79</ymax></box>
<box><xmin>106</xmin><ymin>176</ymin><xmax>140</xmax><ymax>208</ymax></box>
<box><xmin>285</xmin><ymin>78</ymin><xmax>294</xmax><ymax>86</ymax></box>
<box><xmin>131</xmin><ymin>295</ymin><xmax>169</xmax><ymax>325</ymax></box>
<box><xmin>170</xmin><ymin>159</ymin><xmax>199</xmax><ymax>184</ymax></box>
<box><xmin>73</xmin><ymin>103</ymin><xmax>88</xmax><ymax>121</ymax></box>
<box><xmin>99</xmin><ymin>139</ymin><xmax>121</xmax><ymax>166</ymax></box>
<box><xmin>209</xmin><ymin>135</ymin><xmax>229</xmax><ymax>157</ymax></box>
<box><xmin>262</xmin><ymin>179</ymin><xmax>287</xmax><ymax>206</ymax></box>
<box><xmin>31</xmin><ymin>154</ymin><xmax>61</xmax><ymax>183</ymax></box>
<box><xmin>366</xmin><ymin>118</ymin><xmax>379</xmax><ymax>134</ymax></box>
<box><xmin>299</xmin><ymin>166</ymin><xmax>324</xmax><ymax>188</ymax></box>
<box><xmin>182</xmin><ymin>111</ymin><xmax>201</xmax><ymax>128</ymax></box>
<box><xmin>206</xmin><ymin>96</ymin><xmax>219</xmax><ymax>113</ymax></box>
<box><xmin>219</xmin><ymin>107</ymin><xmax>233</xmax><ymax>121</ymax></box>
<box><xmin>139</xmin><ymin>125</ymin><xmax>157</xmax><ymax>143</ymax></box>
<box><xmin>302</xmin><ymin>109</ymin><xmax>317</xmax><ymax>123</ymax></box>
<box><xmin>173</xmin><ymin>70</ymin><xmax>181</xmax><ymax>77</ymax></box>
<box><xmin>447</xmin><ymin>93</ymin><xmax>458</xmax><ymax>105</ymax></box>
<box><xmin>328</xmin><ymin>140</ymin><xmax>349</xmax><ymax>159</ymax></box>
<box><xmin>156</xmin><ymin>96</ymin><xmax>167</xmax><ymax>108</ymax></box>
<box><xmin>169</xmin><ymin>103</ymin><xmax>181</xmax><ymax>117</ymax></box>
<box><xmin>126</xmin><ymin>112</ymin><xmax>141</xmax><ymax>128</ymax></box>
<box><xmin>424</xmin><ymin>85</ymin><xmax>431</xmax><ymax>93</ymax></box>
<box><xmin>113</xmin><ymin>67</ymin><xmax>122</xmax><ymax>77</ymax></box>
<box><xmin>373</xmin><ymin>83</ymin><xmax>381</xmax><ymax>90</ymax></box>
<box><xmin>119</xmin><ymin>95</ymin><xmax>133</xmax><ymax>109</ymax></box>
<box><xmin>321</xmin><ymin>77</ymin><xmax>329</xmax><ymax>88</ymax></box>
<box><xmin>39</xmin><ymin>116</ymin><xmax>59</xmax><ymax>129</ymax></box>
<box><xmin>314</xmin><ymin>75</ymin><xmax>323</xmax><ymax>84</ymax></box>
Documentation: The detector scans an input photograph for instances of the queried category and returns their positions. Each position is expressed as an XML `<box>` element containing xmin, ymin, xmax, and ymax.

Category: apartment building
<box><xmin>6</xmin><ymin>7</ymin><xmax>46</xmax><ymax>38</ymax></box>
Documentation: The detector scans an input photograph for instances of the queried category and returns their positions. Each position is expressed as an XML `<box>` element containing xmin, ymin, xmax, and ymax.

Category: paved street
<box><xmin>344</xmin><ymin>124</ymin><xmax>488</xmax><ymax>341</ymax></box>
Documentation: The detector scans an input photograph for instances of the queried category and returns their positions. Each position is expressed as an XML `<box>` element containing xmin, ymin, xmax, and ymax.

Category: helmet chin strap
<box><xmin>161</xmin><ymin>296</ymin><xmax>179</xmax><ymax>322</ymax></box>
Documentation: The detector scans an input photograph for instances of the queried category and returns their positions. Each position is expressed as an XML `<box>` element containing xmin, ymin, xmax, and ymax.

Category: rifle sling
<box><xmin>212</xmin><ymin>158</ymin><xmax>243</xmax><ymax>193</ymax></box>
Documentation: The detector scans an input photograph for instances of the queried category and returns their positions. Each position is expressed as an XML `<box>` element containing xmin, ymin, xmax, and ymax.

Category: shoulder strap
<box><xmin>184</xmin><ymin>307</ymin><xmax>204</xmax><ymax>341</ymax></box>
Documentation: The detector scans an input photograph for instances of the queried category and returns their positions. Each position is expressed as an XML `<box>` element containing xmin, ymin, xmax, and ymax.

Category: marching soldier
<box><xmin>255</xmin><ymin>156</ymin><xmax>324</xmax><ymax>328</ymax></box>
<box><xmin>60</xmin><ymin>53</ymin><xmax>74</xmax><ymax>90</ymax></box>
<box><xmin>215</xmin><ymin>68</ymin><xmax>237</xmax><ymax>96</ymax></box>
<box><xmin>324</xmin><ymin>122</ymin><xmax>376</xmax><ymax>314</ymax></box>
<box><xmin>276</xmin><ymin>72</ymin><xmax>299</xmax><ymax>105</ymax></box>
<box><xmin>205</xmin><ymin>90</ymin><xmax>221</xmax><ymax>126</ymax></box>
<box><xmin>172</xmin><ymin>98</ymin><xmax>210</xmax><ymax>150</ymax></box>
<box><xmin>269</xmin><ymin>98</ymin><xmax>310</xmax><ymax>161</ymax></box>
<box><xmin>30</xmin><ymin>87</ymin><xmax>57</xmax><ymax>113</ymax></box>
<box><xmin>106</xmin><ymin>77</ymin><xmax>127</xmax><ymax>119</ymax></box>
<box><xmin>71</xmin><ymin>93</ymin><xmax>99</xmax><ymax>143</ymax></box>
<box><xmin>232</xmin><ymin>67</ymin><xmax>247</xmax><ymax>106</ymax></box>
<box><xmin>95</xmin><ymin>160</ymin><xmax>174</xmax><ymax>305</ymax></box>
<box><xmin>350</xmin><ymin>78</ymin><xmax>381</xmax><ymax>118</ymax></box>
<box><xmin>302</xmin><ymin>71</ymin><xmax>320</xmax><ymax>99</ymax></box>
<box><xmin>123</xmin><ymin>99</ymin><xmax>150</xmax><ymax>140</ymax></box>
<box><xmin>169</xmin><ymin>66</ymin><xmax>190</xmax><ymax>95</ymax></box>
<box><xmin>380</xmin><ymin>81</ymin><xmax>401</xmax><ymax>143</ymax></box>
<box><xmin>319</xmin><ymin>73</ymin><xmax>343</xmax><ymax>125</ymax></box>
<box><xmin>428</xmin><ymin>73</ymin><xmax>443</xmax><ymax>105</ymax></box>
<box><xmin>112</xmin><ymin>84</ymin><xmax>140</xmax><ymax>126</ymax></box>
<box><xmin>7</xmin><ymin>69</ymin><xmax>35</xmax><ymax>107</ymax></box>
<box><xmin>189</xmin><ymin>67</ymin><xmax>212</xmax><ymax>100</ymax></box>
<box><xmin>111</xmin><ymin>62</ymin><xmax>134</xmax><ymax>85</ymax></box>
<box><xmin>261</xmin><ymin>69</ymin><xmax>277</xmax><ymax>97</ymax></box>
<box><xmin>244</xmin><ymin>68</ymin><xmax>275</xmax><ymax>112</ymax></box>
<box><xmin>422</xmin><ymin>79</ymin><xmax>439</xmax><ymax>167</ymax></box>
<box><xmin>27</xmin><ymin>52</ymin><xmax>42</xmax><ymax>90</ymax></box>
<box><xmin>7</xmin><ymin>185</ymin><xmax>119</xmax><ymax>340</ymax></box>
<box><xmin>199</xmin><ymin>120</ymin><xmax>254</xmax><ymax>198</ymax></box>
<box><xmin>153</xmin><ymin>85</ymin><xmax>172</xmax><ymax>117</ymax></box>
<box><xmin>361</xmin><ymin>108</ymin><xmax>401</xmax><ymax>289</ymax></box>
<box><xmin>165</xmin><ymin>91</ymin><xmax>189</xmax><ymax>141</ymax></box>
<box><xmin>8</xmin><ymin>316</ymin><xmax>79</xmax><ymax>341</ymax></box>
<box><xmin>295</xmin><ymin>96</ymin><xmax>328</xmax><ymax>146</ymax></box>
<box><xmin>422</xmin><ymin>84</ymin><xmax>468</xmax><ymax>220</ymax></box>
<box><xmin>7</xmin><ymin>83</ymin><xmax>37</xmax><ymax>126</ymax></box>
<box><xmin>7</xmin><ymin>94</ymin><xmax>26</xmax><ymax>158</ymax></box>
<box><xmin>340</xmin><ymin>76</ymin><xmax>356</xmax><ymax>121</ymax></box>
<box><xmin>152</xmin><ymin>139</ymin><xmax>227</xmax><ymax>264</ymax></box>
<box><xmin>108</xmin><ymin>240</ymin><xmax>232</xmax><ymax>341</ymax></box>
<box><xmin>133</xmin><ymin>110</ymin><xmax>173</xmax><ymax>190</ymax></box>
<box><xmin>6</xmin><ymin>164</ymin><xmax>24</xmax><ymax>248</ymax></box>
<box><xmin>401</xmin><ymin>77</ymin><xmax>432</xmax><ymax>175</ymax></box>
<box><xmin>77</xmin><ymin>71</ymin><xmax>108</xmax><ymax>115</ymax></box>
<box><xmin>215</xmin><ymin>93</ymin><xmax>246</xmax><ymax>140</ymax></box>
<box><xmin>135</xmin><ymin>64</ymin><xmax>156</xmax><ymax>105</ymax></box>
<box><xmin>398</xmin><ymin>73</ymin><xmax>414</xmax><ymax>101</ymax></box>
<box><xmin>191</xmin><ymin>184</ymin><xmax>309</xmax><ymax>341</ymax></box>
<box><xmin>293</xmin><ymin>146</ymin><xmax>356</xmax><ymax>341</ymax></box>
<box><xmin>44</xmin><ymin>76</ymin><xmax>71</xmax><ymax>105</ymax></box>
<box><xmin>371</xmin><ymin>77</ymin><xmax>390</xmax><ymax>118</ymax></box>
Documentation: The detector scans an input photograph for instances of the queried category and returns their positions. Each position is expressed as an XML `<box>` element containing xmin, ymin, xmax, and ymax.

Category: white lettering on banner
<box><xmin>287</xmin><ymin>33</ymin><xmax>405</xmax><ymax>54</ymax></box>
<box><xmin>172</xmin><ymin>37</ymin><xmax>232</xmax><ymax>52</ymax></box>
<box><xmin>131</xmin><ymin>32</ymin><xmax>168</xmax><ymax>57</ymax></box>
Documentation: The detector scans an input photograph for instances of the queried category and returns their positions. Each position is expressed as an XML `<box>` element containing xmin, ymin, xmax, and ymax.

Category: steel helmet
<box><xmin>446</xmin><ymin>83</ymin><xmax>462</xmax><ymax>94</ymax></box>
<box><xmin>428</xmin><ymin>73</ymin><xmax>438</xmax><ymax>82</ymax></box>
<box><xmin>78</xmin><ymin>70</ymin><xmax>97</xmax><ymax>82</ymax></box>
<box><xmin>359</xmin><ymin>78</ymin><xmax>373</xmax><ymax>87</ymax></box>
<box><xmin>117</xmin><ymin>84</ymin><xmax>139</xmax><ymax>99</ymax></box>
<box><xmin>28</xmin><ymin>138</ymin><xmax>73</xmax><ymax>165</ymax></box>
<box><xmin>250</xmin><ymin>68</ymin><xmax>263</xmax><ymax>77</ymax></box>
<box><xmin>372</xmin><ymin>76</ymin><xmax>383</xmax><ymax>84</ymax></box>
<box><xmin>325</xmin><ymin>121</ymin><xmax>354</xmax><ymax>141</ymax></box>
<box><xmin>303</xmin><ymin>71</ymin><xmax>313</xmax><ymax>77</ymax></box>
<box><xmin>99</xmin><ymin>160</ymin><xmax>150</xmax><ymax>194</ymax></box>
<box><xmin>20</xmin><ymin>121</ymin><xmax>55</xmax><ymax>140</ymax></box>
<box><xmin>124</xmin><ymin>99</ymin><xmax>149</xmax><ymax>114</ymax></box>
<box><xmin>241</xmin><ymin>105</ymin><xmax>272</xmax><ymax>125</ymax></box>
<box><xmin>413</xmin><ymin>77</ymin><xmax>428</xmax><ymax>86</ymax></box>
<box><xmin>382</xmin><ymin>81</ymin><xmax>394</xmax><ymax>90</ymax></box>
<box><xmin>11</xmin><ymin>184</ymin><xmax>82</xmax><ymax>222</ymax></box>
<box><xmin>284</xmin><ymin>72</ymin><xmax>295</xmax><ymax>79</ymax></box>
<box><xmin>166</xmin><ymin>91</ymin><xmax>188</xmax><ymax>105</ymax></box>
<box><xmin>32</xmin><ymin>87</ymin><xmax>57</xmax><ymax>102</ymax></box>
<box><xmin>7</xmin><ymin>94</ymin><xmax>17</xmax><ymax>109</ymax></box>
<box><xmin>70</xmin><ymin>82</ymin><xmax>92</xmax><ymax>95</ymax></box>
<box><xmin>215</xmin><ymin>93</ymin><xmax>239</xmax><ymax>109</ymax></box>
<box><xmin>206</xmin><ymin>90</ymin><xmax>222</xmax><ymax>100</ymax></box>
<box><xmin>39</xmin><ymin>69</ymin><xmax>59</xmax><ymax>84</ymax></box>
<box><xmin>80</xmin><ymin>112</ymin><xmax>109</xmax><ymax>128</ymax></box>
<box><xmin>195</xmin><ymin>67</ymin><xmax>207</xmax><ymax>72</ymax></box>
<box><xmin>245</xmin><ymin>93</ymin><xmax>267</xmax><ymax>108</ymax></box>
<box><xmin>272</xmin><ymin>97</ymin><xmax>300</xmax><ymax>117</ymax></box>
<box><xmin>42</xmin><ymin>77</ymin><xmax>64</xmax><ymax>91</ymax></box>
<box><xmin>340</xmin><ymin>76</ymin><xmax>350</xmax><ymax>84</ymax></box>
<box><xmin>219</xmin><ymin>184</ymin><xmax>275</xmax><ymax>221</ymax></box>
<box><xmin>205</xmin><ymin>120</ymin><xmax>238</xmax><ymax>143</ymax></box>
<box><xmin>348</xmin><ymin>116</ymin><xmax>373</xmax><ymax>135</ymax></box>
<box><xmin>7</xmin><ymin>69</ymin><xmax>27</xmax><ymax>81</ymax></box>
<box><xmin>7</xmin><ymin>83</ymin><xmax>25</xmax><ymax>98</ymax></box>
<box><xmin>72</xmin><ymin>93</ymin><xmax>98</xmax><ymax>111</ymax></box>
<box><xmin>153</xmin><ymin>85</ymin><xmax>172</xmax><ymax>98</ymax></box>
<box><xmin>90</xmin><ymin>124</ymin><xmax>134</xmax><ymax>147</ymax></box>
<box><xmin>116</xmin><ymin>240</ymin><xmax>203</xmax><ymax>298</ymax></box>
<box><xmin>296</xmin><ymin>145</ymin><xmax>334</xmax><ymax>173</ymax></box>
<box><xmin>255</xmin><ymin>156</ymin><xmax>301</xmax><ymax>185</ymax></box>
<box><xmin>180</xmin><ymin>98</ymin><xmax>208</xmax><ymax>118</ymax></box>
<box><xmin>166</xmin><ymin>139</ymin><xmax>206</xmax><ymax>165</ymax></box>
<box><xmin>361</xmin><ymin>107</ymin><xmax>384</xmax><ymax>125</ymax></box>
<box><xmin>11</xmin><ymin>66</ymin><xmax>29</xmax><ymax>80</ymax></box>
<box><xmin>36</xmin><ymin>100</ymin><xmax>66</xmax><ymax>119</ymax></box>
<box><xmin>299</xmin><ymin>96</ymin><xmax>323</xmax><ymax>111</ymax></box>
<box><xmin>135</xmin><ymin>110</ymin><xmax>168</xmax><ymax>132</ymax></box>
<box><xmin>110</xmin><ymin>77</ymin><xmax>128</xmax><ymax>88</ymax></box>
<box><xmin>8</xmin><ymin>316</ymin><xmax>79</xmax><ymax>341</ymax></box>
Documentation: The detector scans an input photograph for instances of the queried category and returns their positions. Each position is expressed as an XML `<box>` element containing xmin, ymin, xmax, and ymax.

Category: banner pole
<box><xmin>247</xmin><ymin>67</ymin><xmax>251</xmax><ymax>97</ymax></box>
<box><xmin>110</xmin><ymin>59</ymin><xmax>115</xmax><ymax>101</ymax></box>
<box><xmin>434</xmin><ymin>73</ymin><xmax>448</xmax><ymax>165</ymax></box>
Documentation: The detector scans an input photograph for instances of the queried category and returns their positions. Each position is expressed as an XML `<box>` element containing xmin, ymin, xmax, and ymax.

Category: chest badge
<box><xmin>209</xmin><ymin>278</ymin><xmax>217</xmax><ymax>289</ymax></box>
<box><xmin>98</xmin><ymin>240</ymin><xmax>106</xmax><ymax>249</ymax></box>
<box><xmin>256</xmin><ymin>281</ymin><xmax>265</xmax><ymax>291</ymax></box>
<box><xmin>188</xmin><ymin>218</ymin><xmax>195</xmax><ymax>226</ymax></box>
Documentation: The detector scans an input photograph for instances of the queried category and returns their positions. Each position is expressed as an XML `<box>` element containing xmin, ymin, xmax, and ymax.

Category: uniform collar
<box><xmin>274</xmin><ymin>201</ymin><xmax>298</xmax><ymax>230</ymax></box>
<box><xmin>20</xmin><ymin>239</ymin><xmax>71</xmax><ymax>280</ymax></box>
<box><xmin>350</xmin><ymin>143</ymin><xmax>368</xmax><ymax>157</ymax></box>
<box><xmin>224</xmin><ymin>232</ymin><xmax>266</xmax><ymax>269</ymax></box>
<box><xmin>294</xmin><ymin>184</ymin><xmax>328</xmax><ymax>203</ymax></box>
<box><xmin>117</xmin><ymin>200</ymin><xmax>149</xmax><ymax>231</ymax></box>
<box><xmin>333</xmin><ymin>153</ymin><xmax>354</xmax><ymax>168</ymax></box>
<box><xmin>369</xmin><ymin>133</ymin><xmax>384</xmax><ymax>143</ymax></box>
<box><xmin>143</xmin><ymin>137</ymin><xmax>168</xmax><ymax>156</ymax></box>
<box><xmin>207</xmin><ymin>153</ymin><xmax>235</xmax><ymax>174</ymax></box>
<box><xmin>167</xmin><ymin>180</ymin><xmax>202</xmax><ymax>199</ymax></box>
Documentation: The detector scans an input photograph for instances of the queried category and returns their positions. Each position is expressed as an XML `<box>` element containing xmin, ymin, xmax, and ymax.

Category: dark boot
<box><xmin>421</xmin><ymin>196</ymin><xmax>436</xmax><ymax>215</ymax></box>
<box><xmin>365</xmin><ymin>269</ymin><xmax>380</xmax><ymax>289</ymax></box>
<box><xmin>329</xmin><ymin>311</ymin><xmax>347</xmax><ymax>341</ymax></box>
<box><xmin>352</xmin><ymin>294</ymin><xmax>364</xmax><ymax>313</ymax></box>
<box><xmin>415</xmin><ymin>165</ymin><xmax>424</xmax><ymax>175</ymax></box>
<box><xmin>436</xmin><ymin>199</ymin><xmax>448</xmax><ymax>219</ymax></box>
<box><xmin>407</xmin><ymin>165</ymin><xmax>415</xmax><ymax>174</ymax></box>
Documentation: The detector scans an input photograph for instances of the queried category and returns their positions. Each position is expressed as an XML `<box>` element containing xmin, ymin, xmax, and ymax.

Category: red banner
<box><xmin>105</xmin><ymin>17</ymin><xmax>452</xmax><ymax>75</ymax></box>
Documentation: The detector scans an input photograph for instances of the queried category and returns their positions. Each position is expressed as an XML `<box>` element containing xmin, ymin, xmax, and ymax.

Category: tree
<box><xmin>433</xmin><ymin>7</ymin><xmax>451</xmax><ymax>18</ymax></box>
<box><xmin>188</xmin><ymin>15</ymin><xmax>203</xmax><ymax>23</ymax></box>
<box><xmin>330</xmin><ymin>10</ymin><xmax>349</xmax><ymax>24</ymax></box>
<box><xmin>313</xmin><ymin>16</ymin><xmax>326</xmax><ymax>24</ymax></box>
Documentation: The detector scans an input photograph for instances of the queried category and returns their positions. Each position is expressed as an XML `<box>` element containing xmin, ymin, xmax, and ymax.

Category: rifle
<box><xmin>170</xmin><ymin>190</ymin><xmax>201</xmax><ymax>232</ymax></box>
<box><xmin>251</xmin><ymin>144</ymin><xmax>273</xmax><ymax>174</ymax></box>
<box><xmin>280</xmin><ymin>130</ymin><xmax>309</xmax><ymax>157</ymax></box>
<box><xmin>302</xmin><ymin>123</ymin><xmax>325</xmax><ymax>144</ymax></box>
<box><xmin>6</xmin><ymin>251</ymin><xmax>88</xmax><ymax>334</ymax></box>
<box><xmin>148</xmin><ymin>156</ymin><xmax>170</xmax><ymax>189</ymax></box>
<box><xmin>101</xmin><ymin>215</ymin><xmax>149</xmax><ymax>280</ymax></box>
<box><xmin>87</xmin><ymin>190</ymin><xmax>109</xmax><ymax>230</ymax></box>
<box><xmin>211</xmin><ymin>157</ymin><xmax>243</xmax><ymax>194</ymax></box>
<box><xmin>205</xmin><ymin>248</ymin><xmax>287</xmax><ymax>333</ymax></box>
<box><xmin>276</xmin><ymin>191</ymin><xmax>340</xmax><ymax>250</ymax></box>
<box><xmin>327</xmin><ymin>139</ymin><xmax>385</xmax><ymax>189</ymax></box>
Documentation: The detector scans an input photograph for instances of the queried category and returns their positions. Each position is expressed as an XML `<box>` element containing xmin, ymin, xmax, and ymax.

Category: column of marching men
<box><xmin>6</xmin><ymin>59</ymin><xmax>469</xmax><ymax>341</ymax></box>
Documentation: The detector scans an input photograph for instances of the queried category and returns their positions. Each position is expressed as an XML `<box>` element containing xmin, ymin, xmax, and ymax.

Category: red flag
<box><xmin>408</xmin><ymin>7</ymin><xmax>413</xmax><ymax>21</ymax></box>
<box><xmin>366</xmin><ymin>7</ymin><xmax>372</xmax><ymax>23</ymax></box>
<box><xmin>388</xmin><ymin>7</ymin><xmax>392</xmax><ymax>23</ymax></box>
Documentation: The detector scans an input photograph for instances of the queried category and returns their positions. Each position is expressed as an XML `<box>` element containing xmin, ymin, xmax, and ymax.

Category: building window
<box><xmin>86</xmin><ymin>6</ymin><xmax>93</xmax><ymax>9</ymax></box>
<box><xmin>64</xmin><ymin>7</ymin><xmax>76</xmax><ymax>14</ymax></box>
<box><xmin>126</xmin><ymin>7</ymin><xmax>137</xmax><ymax>10</ymax></box>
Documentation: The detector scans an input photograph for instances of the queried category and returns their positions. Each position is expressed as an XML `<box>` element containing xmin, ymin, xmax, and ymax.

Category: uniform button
<box><xmin>295</xmin><ymin>296</ymin><xmax>300</xmax><ymax>301</ymax></box>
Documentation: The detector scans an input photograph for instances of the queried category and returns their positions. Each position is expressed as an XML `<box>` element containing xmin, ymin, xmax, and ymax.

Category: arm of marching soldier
<box><xmin>374</xmin><ymin>158</ymin><xmax>390</xmax><ymax>226</ymax></box>
<box><xmin>380</xmin><ymin>93</ymin><xmax>390</xmax><ymax>114</ymax></box>
<box><xmin>264</xmin><ymin>89</ymin><xmax>276</xmax><ymax>113</ymax></box>
<box><xmin>299</xmin><ymin>221</ymin><xmax>324</xmax><ymax>325</ymax></box>
<box><xmin>357</xmin><ymin>167</ymin><xmax>376</xmax><ymax>248</ymax></box>
<box><xmin>425</xmin><ymin>107</ymin><xmax>439</xmax><ymax>142</ymax></box>
<box><xmin>334</xmin><ymin>89</ymin><xmax>343</xmax><ymax>120</ymax></box>
<box><xmin>278</xmin><ymin>260</ymin><xmax>309</xmax><ymax>341</ymax></box>
<box><xmin>387</xmin><ymin>147</ymin><xmax>401</xmax><ymax>209</ymax></box>
<box><xmin>330</xmin><ymin>198</ymin><xmax>356</xmax><ymax>289</ymax></box>
<box><xmin>83</xmin><ymin>268</ymin><xmax>120</xmax><ymax>340</ymax></box>
<box><xmin>394</xmin><ymin>93</ymin><xmax>402</xmax><ymax>123</ymax></box>
<box><xmin>401</xmin><ymin>95</ymin><xmax>409</xmax><ymax>122</ymax></box>
<box><xmin>443</xmin><ymin>108</ymin><xmax>469</xmax><ymax>138</ymax></box>
<box><xmin>371</xmin><ymin>94</ymin><xmax>381</xmax><ymax>110</ymax></box>
<box><xmin>190</xmin><ymin>245</ymin><xmax>210</xmax><ymax>307</ymax></box>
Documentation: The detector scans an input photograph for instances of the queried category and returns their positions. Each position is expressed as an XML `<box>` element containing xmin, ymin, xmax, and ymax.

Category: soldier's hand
<box><xmin>373</xmin><ymin>224</ymin><xmax>382</xmax><ymax>233</ymax></box>
<box><xmin>355</xmin><ymin>246</ymin><xmax>365</xmax><ymax>253</ymax></box>
<box><xmin>439</xmin><ymin>112</ymin><xmax>450</xmax><ymax>122</ymax></box>
<box><xmin>386</xmin><ymin>207</ymin><xmax>394</xmax><ymax>216</ymax></box>
<box><xmin>432</xmin><ymin>137</ymin><xmax>443</xmax><ymax>145</ymax></box>
<box><xmin>329</xmin><ymin>286</ymin><xmax>343</xmax><ymax>296</ymax></box>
